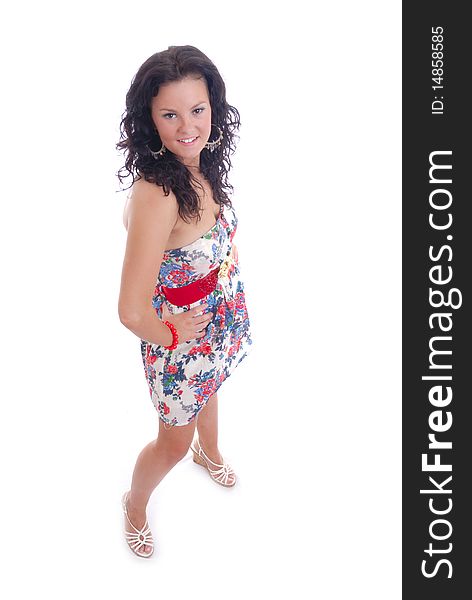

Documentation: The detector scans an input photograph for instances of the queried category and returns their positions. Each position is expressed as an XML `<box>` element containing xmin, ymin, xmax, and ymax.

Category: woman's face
<box><xmin>151</xmin><ymin>75</ymin><xmax>212</xmax><ymax>169</ymax></box>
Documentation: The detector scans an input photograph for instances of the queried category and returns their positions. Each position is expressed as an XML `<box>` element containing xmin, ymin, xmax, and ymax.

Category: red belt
<box><xmin>158</xmin><ymin>266</ymin><xmax>220</xmax><ymax>307</ymax></box>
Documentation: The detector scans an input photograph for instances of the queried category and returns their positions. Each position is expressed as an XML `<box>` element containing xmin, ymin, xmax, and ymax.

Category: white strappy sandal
<box><xmin>121</xmin><ymin>491</ymin><xmax>154</xmax><ymax>558</ymax></box>
<box><xmin>190</xmin><ymin>437</ymin><xmax>237</xmax><ymax>487</ymax></box>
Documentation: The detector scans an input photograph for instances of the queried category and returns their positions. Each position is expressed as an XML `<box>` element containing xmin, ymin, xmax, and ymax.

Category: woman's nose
<box><xmin>178</xmin><ymin>115</ymin><xmax>193</xmax><ymax>134</ymax></box>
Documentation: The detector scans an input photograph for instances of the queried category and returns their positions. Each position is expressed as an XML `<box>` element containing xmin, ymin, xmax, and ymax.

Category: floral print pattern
<box><xmin>140</xmin><ymin>203</ymin><xmax>253</xmax><ymax>428</ymax></box>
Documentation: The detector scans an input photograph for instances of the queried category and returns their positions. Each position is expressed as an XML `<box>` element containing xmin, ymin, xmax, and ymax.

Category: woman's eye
<box><xmin>163</xmin><ymin>108</ymin><xmax>204</xmax><ymax>119</ymax></box>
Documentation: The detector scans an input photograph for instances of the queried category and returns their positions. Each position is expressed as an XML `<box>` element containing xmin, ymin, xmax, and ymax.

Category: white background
<box><xmin>1</xmin><ymin>1</ymin><xmax>401</xmax><ymax>598</ymax></box>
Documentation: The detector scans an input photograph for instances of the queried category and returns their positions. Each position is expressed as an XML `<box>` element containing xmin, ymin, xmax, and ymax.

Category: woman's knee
<box><xmin>163</xmin><ymin>442</ymin><xmax>190</xmax><ymax>463</ymax></box>
<box><xmin>156</xmin><ymin>420</ymin><xmax>195</xmax><ymax>462</ymax></box>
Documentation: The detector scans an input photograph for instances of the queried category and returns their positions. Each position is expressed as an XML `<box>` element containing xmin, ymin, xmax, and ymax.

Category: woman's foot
<box><xmin>192</xmin><ymin>438</ymin><xmax>236</xmax><ymax>486</ymax></box>
<box><xmin>123</xmin><ymin>492</ymin><xmax>154</xmax><ymax>557</ymax></box>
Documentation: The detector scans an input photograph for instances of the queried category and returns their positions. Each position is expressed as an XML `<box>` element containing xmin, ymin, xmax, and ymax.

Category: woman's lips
<box><xmin>177</xmin><ymin>136</ymin><xmax>199</xmax><ymax>146</ymax></box>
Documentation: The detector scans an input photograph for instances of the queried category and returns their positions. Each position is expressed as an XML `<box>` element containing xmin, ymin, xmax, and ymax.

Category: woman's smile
<box><xmin>177</xmin><ymin>136</ymin><xmax>199</xmax><ymax>145</ymax></box>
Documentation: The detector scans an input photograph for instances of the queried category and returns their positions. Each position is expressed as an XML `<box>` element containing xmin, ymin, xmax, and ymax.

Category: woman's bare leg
<box><xmin>124</xmin><ymin>417</ymin><xmax>197</xmax><ymax>554</ymax></box>
<box><xmin>195</xmin><ymin>392</ymin><xmax>236</xmax><ymax>484</ymax></box>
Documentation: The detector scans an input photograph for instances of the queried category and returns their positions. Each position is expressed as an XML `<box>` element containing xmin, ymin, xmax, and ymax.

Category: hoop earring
<box><xmin>204</xmin><ymin>124</ymin><xmax>223</xmax><ymax>153</ymax></box>
<box><xmin>147</xmin><ymin>142</ymin><xmax>167</xmax><ymax>159</ymax></box>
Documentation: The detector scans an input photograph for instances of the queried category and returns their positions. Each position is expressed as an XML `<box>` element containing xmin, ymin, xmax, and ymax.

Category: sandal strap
<box><xmin>207</xmin><ymin>463</ymin><xmax>235</xmax><ymax>484</ymax></box>
<box><xmin>123</xmin><ymin>492</ymin><xmax>154</xmax><ymax>541</ymax></box>
<box><xmin>191</xmin><ymin>438</ymin><xmax>235</xmax><ymax>485</ymax></box>
<box><xmin>125</xmin><ymin>529</ymin><xmax>154</xmax><ymax>548</ymax></box>
<box><xmin>192</xmin><ymin>439</ymin><xmax>224</xmax><ymax>467</ymax></box>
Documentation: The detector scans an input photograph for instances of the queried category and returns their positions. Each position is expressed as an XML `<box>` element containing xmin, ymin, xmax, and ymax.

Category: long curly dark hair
<box><xmin>116</xmin><ymin>45</ymin><xmax>241</xmax><ymax>223</ymax></box>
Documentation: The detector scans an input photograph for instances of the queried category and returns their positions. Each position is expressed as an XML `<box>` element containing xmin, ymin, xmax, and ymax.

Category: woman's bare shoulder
<box><xmin>123</xmin><ymin>178</ymin><xmax>178</xmax><ymax>231</ymax></box>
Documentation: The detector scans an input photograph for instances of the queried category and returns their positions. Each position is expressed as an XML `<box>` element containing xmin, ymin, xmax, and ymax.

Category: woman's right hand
<box><xmin>161</xmin><ymin>302</ymin><xmax>213</xmax><ymax>344</ymax></box>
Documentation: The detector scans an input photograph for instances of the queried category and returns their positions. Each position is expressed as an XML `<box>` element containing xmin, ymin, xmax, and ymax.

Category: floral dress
<box><xmin>140</xmin><ymin>202</ymin><xmax>253</xmax><ymax>428</ymax></box>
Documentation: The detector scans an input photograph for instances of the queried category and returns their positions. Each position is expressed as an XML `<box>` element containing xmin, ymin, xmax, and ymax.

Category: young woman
<box><xmin>116</xmin><ymin>45</ymin><xmax>253</xmax><ymax>558</ymax></box>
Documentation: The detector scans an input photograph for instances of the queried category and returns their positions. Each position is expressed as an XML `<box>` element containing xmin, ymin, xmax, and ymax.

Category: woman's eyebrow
<box><xmin>158</xmin><ymin>101</ymin><xmax>207</xmax><ymax>112</ymax></box>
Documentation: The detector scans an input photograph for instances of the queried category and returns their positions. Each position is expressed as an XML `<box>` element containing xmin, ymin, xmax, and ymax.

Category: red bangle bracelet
<box><xmin>163</xmin><ymin>320</ymin><xmax>179</xmax><ymax>350</ymax></box>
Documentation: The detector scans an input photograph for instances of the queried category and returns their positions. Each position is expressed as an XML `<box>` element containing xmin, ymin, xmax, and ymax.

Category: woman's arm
<box><xmin>122</xmin><ymin>191</ymin><xmax>131</xmax><ymax>229</ymax></box>
<box><xmin>118</xmin><ymin>179</ymin><xmax>179</xmax><ymax>346</ymax></box>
